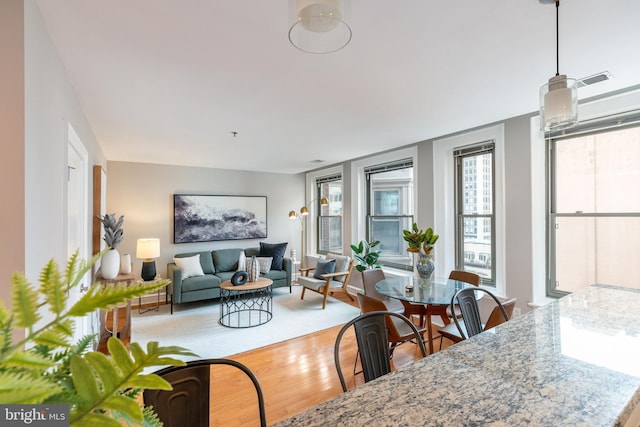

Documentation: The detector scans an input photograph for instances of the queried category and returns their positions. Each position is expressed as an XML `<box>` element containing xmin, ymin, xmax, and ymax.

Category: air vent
<box><xmin>310</xmin><ymin>159</ymin><xmax>325</xmax><ymax>164</ymax></box>
<box><xmin>577</xmin><ymin>71</ymin><xmax>613</xmax><ymax>88</ymax></box>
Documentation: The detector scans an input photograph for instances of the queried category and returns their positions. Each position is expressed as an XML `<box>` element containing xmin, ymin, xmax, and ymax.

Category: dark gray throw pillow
<box><xmin>313</xmin><ymin>258</ymin><xmax>336</xmax><ymax>279</ymax></box>
<box><xmin>259</xmin><ymin>242</ymin><xmax>287</xmax><ymax>270</ymax></box>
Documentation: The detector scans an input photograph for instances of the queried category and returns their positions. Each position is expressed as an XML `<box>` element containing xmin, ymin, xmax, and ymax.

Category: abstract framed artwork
<box><xmin>174</xmin><ymin>195</ymin><xmax>267</xmax><ymax>243</ymax></box>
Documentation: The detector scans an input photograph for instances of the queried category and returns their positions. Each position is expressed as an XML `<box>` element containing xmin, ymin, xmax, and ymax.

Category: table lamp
<box><xmin>136</xmin><ymin>238</ymin><xmax>160</xmax><ymax>281</ymax></box>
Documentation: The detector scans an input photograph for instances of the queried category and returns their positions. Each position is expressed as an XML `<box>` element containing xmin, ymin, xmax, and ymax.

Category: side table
<box><xmin>137</xmin><ymin>277</ymin><xmax>170</xmax><ymax>314</ymax></box>
<box><xmin>219</xmin><ymin>277</ymin><xmax>273</xmax><ymax>328</ymax></box>
<box><xmin>97</xmin><ymin>271</ymin><xmax>135</xmax><ymax>343</ymax></box>
<box><xmin>292</xmin><ymin>261</ymin><xmax>302</xmax><ymax>283</ymax></box>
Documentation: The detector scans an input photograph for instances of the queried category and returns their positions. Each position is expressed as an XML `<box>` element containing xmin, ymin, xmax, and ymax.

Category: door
<box><xmin>67</xmin><ymin>124</ymin><xmax>99</xmax><ymax>348</ymax></box>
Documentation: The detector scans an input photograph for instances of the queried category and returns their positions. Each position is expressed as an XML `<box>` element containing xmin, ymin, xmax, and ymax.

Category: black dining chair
<box><xmin>451</xmin><ymin>287</ymin><xmax>509</xmax><ymax>340</ymax></box>
<box><xmin>334</xmin><ymin>302</ymin><xmax>427</xmax><ymax>392</ymax></box>
<box><xmin>143</xmin><ymin>358</ymin><xmax>267</xmax><ymax>427</ymax></box>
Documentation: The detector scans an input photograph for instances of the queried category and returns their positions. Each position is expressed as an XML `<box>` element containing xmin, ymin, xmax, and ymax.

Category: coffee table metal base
<box><xmin>220</xmin><ymin>284</ymin><xmax>273</xmax><ymax>328</ymax></box>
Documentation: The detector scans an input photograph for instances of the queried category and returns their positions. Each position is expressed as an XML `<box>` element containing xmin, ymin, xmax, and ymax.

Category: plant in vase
<box><xmin>0</xmin><ymin>250</ymin><xmax>196</xmax><ymax>426</ymax></box>
<box><xmin>402</xmin><ymin>224</ymin><xmax>439</xmax><ymax>280</ymax></box>
<box><xmin>350</xmin><ymin>239</ymin><xmax>381</xmax><ymax>272</ymax></box>
<box><xmin>99</xmin><ymin>213</ymin><xmax>124</xmax><ymax>279</ymax></box>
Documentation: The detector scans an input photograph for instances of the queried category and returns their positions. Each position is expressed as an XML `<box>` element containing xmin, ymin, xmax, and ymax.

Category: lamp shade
<box><xmin>136</xmin><ymin>238</ymin><xmax>160</xmax><ymax>260</ymax></box>
<box><xmin>288</xmin><ymin>0</ymin><xmax>351</xmax><ymax>54</ymax></box>
<box><xmin>540</xmin><ymin>74</ymin><xmax>578</xmax><ymax>132</ymax></box>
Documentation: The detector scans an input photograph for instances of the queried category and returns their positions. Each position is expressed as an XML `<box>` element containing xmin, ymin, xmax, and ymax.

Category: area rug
<box><xmin>130</xmin><ymin>285</ymin><xmax>360</xmax><ymax>361</ymax></box>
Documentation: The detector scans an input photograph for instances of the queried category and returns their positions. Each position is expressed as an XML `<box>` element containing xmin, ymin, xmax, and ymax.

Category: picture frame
<box><xmin>174</xmin><ymin>194</ymin><xmax>267</xmax><ymax>243</ymax></box>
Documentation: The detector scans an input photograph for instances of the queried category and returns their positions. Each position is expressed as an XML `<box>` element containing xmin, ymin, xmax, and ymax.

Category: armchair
<box><xmin>299</xmin><ymin>253</ymin><xmax>355</xmax><ymax>309</ymax></box>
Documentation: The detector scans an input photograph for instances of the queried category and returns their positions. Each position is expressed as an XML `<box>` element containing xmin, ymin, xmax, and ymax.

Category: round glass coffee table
<box><xmin>219</xmin><ymin>277</ymin><xmax>273</xmax><ymax>328</ymax></box>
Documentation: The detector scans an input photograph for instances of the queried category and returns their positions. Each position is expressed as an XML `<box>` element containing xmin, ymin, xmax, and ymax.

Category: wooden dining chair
<box><xmin>335</xmin><ymin>296</ymin><xmax>427</xmax><ymax>392</ymax></box>
<box><xmin>439</xmin><ymin>298</ymin><xmax>516</xmax><ymax>348</ymax></box>
<box><xmin>360</xmin><ymin>269</ymin><xmax>404</xmax><ymax>314</ymax></box>
<box><xmin>444</xmin><ymin>270</ymin><xmax>481</xmax><ymax>319</ymax></box>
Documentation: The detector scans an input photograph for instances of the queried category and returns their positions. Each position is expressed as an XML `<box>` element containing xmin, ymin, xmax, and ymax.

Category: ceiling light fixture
<box><xmin>539</xmin><ymin>0</ymin><xmax>578</xmax><ymax>132</ymax></box>
<box><xmin>288</xmin><ymin>0</ymin><xmax>352</xmax><ymax>54</ymax></box>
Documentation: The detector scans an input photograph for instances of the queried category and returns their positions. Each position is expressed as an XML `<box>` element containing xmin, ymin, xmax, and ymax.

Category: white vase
<box><xmin>248</xmin><ymin>255</ymin><xmax>260</xmax><ymax>282</ymax></box>
<box><xmin>120</xmin><ymin>253</ymin><xmax>132</xmax><ymax>274</ymax></box>
<box><xmin>102</xmin><ymin>249</ymin><xmax>120</xmax><ymax>279</ymax></box>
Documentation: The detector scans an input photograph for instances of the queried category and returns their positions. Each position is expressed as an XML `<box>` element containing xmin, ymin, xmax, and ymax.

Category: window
<box><xmin>547</xmin><ymin>119</ymin><xmax>640</xmax><ymax>296</ymax></box>
<box><xmin>317</xmin><ymin>174</ymin><xmax>342</xmax><ymax>254</ymax></box>
<box><xmin>454</xmin><ymin>142</ymin><xmax>495</xmax><ymax>286</ymax></box>
<box><xmin>365</xmin><ymin>159</ymin><xmax>414</xmax><ymax>270</ymax></box>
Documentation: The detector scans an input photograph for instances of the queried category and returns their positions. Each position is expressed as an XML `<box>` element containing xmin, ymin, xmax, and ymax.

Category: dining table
<box><xmin>274</xmin><ymin>284</ymin><xmax>640</xmax><ymax>426</ymax></box>
<box><xmin>375</xmin><ymin>276</ymin><xmax>474</xmax><ymax>354</ymax></box>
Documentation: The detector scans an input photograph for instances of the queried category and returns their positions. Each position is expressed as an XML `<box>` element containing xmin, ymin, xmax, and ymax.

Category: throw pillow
<box><xmin>173</xmin><ymin>254</ymin><xmax>205</xmax><ymax>279</ymax></box>
<box><xmin>256</xmin><ymin>257</ymin><xmax>273</xmax><ymax>274</ymax></box>
<box><xmin>314</xmin><ymin>258</ymin><xmax>336</xmax><ymax>279</ymax></box>
<box><xmin>237</xmin><ymin>251</ymin><xmax>246</xmax><ymax>272</ymax></box>
<box><xmin>259</xmin><ymin>242</ymin><xmax>287</xmax><ymax>270</ymax></box>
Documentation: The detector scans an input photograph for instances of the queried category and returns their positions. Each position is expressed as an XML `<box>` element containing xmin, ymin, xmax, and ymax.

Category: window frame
<box><xmin>306</xmin><ymin>165</ymin><xmax>344</xmax><ymax>257</ymax></box>
<box><xmin>365</xmin><ymin>159</ymin><xmax>415</xmax><ymax>271</ymax></box>
<box><xmin>316</xmin><ymin>173</ymin><xmax>343</xmax><ymax>255</ymax></box>
<box><xmin>546</xmin><ymin>111</ymin><xmax>640</xmax><ymax>297</ymax></box>
<box><xmin>454</xmin><ymin>141</ymin><xmax>496</xmax><ymax>287</ymax></box>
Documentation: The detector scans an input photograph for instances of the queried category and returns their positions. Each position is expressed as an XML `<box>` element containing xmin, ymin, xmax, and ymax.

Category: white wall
<box><xmin>106</xmin><ymin>161</ymin><xmax>304</xmax><ymax>278</ymax></box>
<box><xmin>24</xmin><ymin>0</ymin><xmax>105</xmax><ymax>280</ymax></box>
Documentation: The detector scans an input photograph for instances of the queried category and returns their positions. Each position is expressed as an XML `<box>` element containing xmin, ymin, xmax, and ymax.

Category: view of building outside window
<box><xmin>456</xmin><ymin>147</ymin><xmax>494</xmax><ymax>283</ymax></box>
<box><xmin>368</xmin><ymin>166</ymin><xmax>414</xmax><ymax>270</ymax></box>
<box><xmin>550</xmin><ymin>126</ymin><xmax>640</xmax><ymax>293</ymax></box>
<box><xmin>318</xmin><ymin>178</ymin><xmax>342</xmax><ymax>254</ymax></box>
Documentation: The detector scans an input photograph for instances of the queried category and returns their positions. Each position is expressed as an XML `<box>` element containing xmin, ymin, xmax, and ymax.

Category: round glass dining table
<box><xmin>375</xmin><ymin>276</ymin><xmax>473</xmax><ymax>353</ymax></box>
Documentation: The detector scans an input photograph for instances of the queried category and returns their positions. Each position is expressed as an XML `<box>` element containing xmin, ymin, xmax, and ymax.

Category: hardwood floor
<box><xmin>101</xmin><ymin>289</ymin><xmax>452</xmax><ymax>426</ymax></box>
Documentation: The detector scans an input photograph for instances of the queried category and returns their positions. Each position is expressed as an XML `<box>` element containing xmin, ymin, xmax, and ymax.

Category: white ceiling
<box><xmin>36</xmin><ymin>0</ymin><xmax>640</xmax><ymax>174</ymax></box>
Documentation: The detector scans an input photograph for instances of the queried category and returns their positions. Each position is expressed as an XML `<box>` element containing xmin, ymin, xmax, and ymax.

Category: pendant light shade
<box><xmin>289</xmin><ymin>0</ymin><xmax>352</xmax><ymax>54</ymax></box>
<box><xmin>540</xmin><ymin>74</ymin><xmax>578</xmax><ymax>131</ymax></box>
<box><xmin>539</xmin><ymin>0</ymin><xmax>578</xmax><ymax>132</ymax></box>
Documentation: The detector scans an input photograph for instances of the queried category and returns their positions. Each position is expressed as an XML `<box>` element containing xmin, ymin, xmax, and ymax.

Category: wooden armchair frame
<box><xmin>299</xmin><ymin>259</ymin><xmax>355</xmax><ymax>309</ymax></box>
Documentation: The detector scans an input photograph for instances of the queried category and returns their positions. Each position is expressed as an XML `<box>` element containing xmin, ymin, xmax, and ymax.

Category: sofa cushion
<box><xmin>173</xmin><ymin>254</ymin><xmax>205</xmax><ymax>279</ymax></box>
<box><xmin>256</xmin><ymin>257</ymin><xmax>273</xmax><ymax>274</ymax></box>
<box><xmin>212</xmin><ymin>248</ymin><xmax>244</xmax><ymax>272</ymax></box>
<box><xmin>259</xmin><ymin>242</ymin><xmax>288</xmax><ymax>270</ymax></box>
<box><xmin>314</xmin><ymin>258</ymin><xmax>336</xmax><ymax>279</ymax></box>
<box><xmin>181</xmin><ymin>274</ymin><xmax>221</xmax><ymax>293</ymax></box>
<box><xmin>263</xmin><ymin>269</ymin><xmax>287</xmax><ymax>281</ymax></box>
<box><xmin>174</xmin><ymin>251</ymin><xmax>214</xmax><ymax>274</ymax></box>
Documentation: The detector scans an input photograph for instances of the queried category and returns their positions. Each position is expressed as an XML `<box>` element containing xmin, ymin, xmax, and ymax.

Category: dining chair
<box><xmin>143</xmin><ymin>358</ymin><xmax>267</xmax><ymax>427</ymax></box>
<box><xmin>444</xmin><ymin>270</ymin><xmax>481</xmax><ymax>319</ymax></box>
<box><xmin>451</xmin><ymin>288</ymin><xmax>509</xmax><ymax>340</ymax></box>
<box><xmin>438</xmin><ymin>297</ymin><xmax>516</xmax><ymax>348</ymax></box>
<box><xmin>360</xmin><ymin>269</ymin><xmax>404</xmax><ymax>314</ymax></box>
<box><xmin>334</xmin><ymin>298</ymin><xmax>427</xmax><ymax>392</ymax></box>
<box><xmin>299</xmin><ymin>253</ymin><xmax>356</xmax><ymax>309</ymax></box>
<box><xmin>356</xmin><ymin>293</ymin><xmax>428</xmax><ymax>355</ymax></box>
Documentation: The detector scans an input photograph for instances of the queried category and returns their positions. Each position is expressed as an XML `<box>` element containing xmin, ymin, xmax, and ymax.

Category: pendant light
<box><xmin>288</xmin><ymin>0</ymin><xmax>352</xmax><ymax>54</ymax></box>
<box><xmin>539</xmin><ymin>0</ymin><xmax>578</xmax><ymax>132</ymax></box>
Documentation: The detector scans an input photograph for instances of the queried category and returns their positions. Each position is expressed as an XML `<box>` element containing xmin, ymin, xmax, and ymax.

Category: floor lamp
<box><xmin>288</xmin><ymin>197</ymin><xmax>329</xmax><ymax>268</ymax></box>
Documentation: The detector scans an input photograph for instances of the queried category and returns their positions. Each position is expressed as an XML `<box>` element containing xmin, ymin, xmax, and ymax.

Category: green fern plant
<box><xmin>0</xmin><ymin>250</ymin><xmax>197</xmax><ymax>426</ymax></box>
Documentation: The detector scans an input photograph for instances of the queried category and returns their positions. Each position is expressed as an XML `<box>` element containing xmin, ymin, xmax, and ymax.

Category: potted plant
<box><xmin>350</xmin><ymin>239</ymin><xmax>381</xmax><ymax>272</ymax></box>
<box><xmin>0</xmin><ymin>250</ymin><xmax>196</xmax><ymax>426</ymax></box>
<box><xmin>402</xmin><ymin>223</ymin><xmax>439</xmax><ymax>279</ymax></box>
<box><xmin>402</xmin><ymin>223</ymin><xmax>425</xmax><ymax>253</ymax></box>
<box><xmin>99</xmin><ymin>213</ymin><xmax>124</xmax><ymax>279</ymax></box>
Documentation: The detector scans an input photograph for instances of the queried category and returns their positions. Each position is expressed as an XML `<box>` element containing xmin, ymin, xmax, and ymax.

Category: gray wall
<box><xmin>106</xmin><ymin>161</ymin><xmax>304</xmax><ymax>278</ymax></box>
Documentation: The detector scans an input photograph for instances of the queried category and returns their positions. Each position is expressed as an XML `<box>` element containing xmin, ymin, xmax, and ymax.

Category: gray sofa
<box><xmin>167</xmin><ymin>247</ymin><xmax>292</xmax><ymax>314</ymax></box>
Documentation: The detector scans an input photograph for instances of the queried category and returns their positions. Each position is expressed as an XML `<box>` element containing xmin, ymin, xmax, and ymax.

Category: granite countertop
<box><xmin>275</xmin><ymin>284</ymin><xmax>640</xmax><ymax>427</ymax></box>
